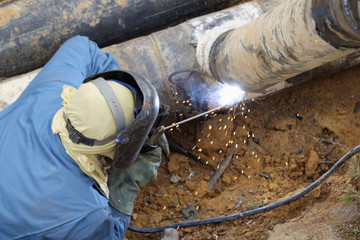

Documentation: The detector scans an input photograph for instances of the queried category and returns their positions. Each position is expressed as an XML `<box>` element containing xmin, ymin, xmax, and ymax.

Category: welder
<box><xmin>0</xmin><ymin>35</ymin><xmax>167</xmax><ymax>239</ymax></box>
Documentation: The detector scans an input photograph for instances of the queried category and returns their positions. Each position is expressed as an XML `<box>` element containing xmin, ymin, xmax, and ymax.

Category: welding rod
<box><xmin>164</xmin><ymin>104</ymin><xmax>226</xmax><ymax>130</ymax></box>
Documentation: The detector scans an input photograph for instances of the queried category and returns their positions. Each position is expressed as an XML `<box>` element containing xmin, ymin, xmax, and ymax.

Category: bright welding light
<box><xmin>217</xmin><ymin>83</ymin><xmax>245</xmax><ymax>106</ymax></box>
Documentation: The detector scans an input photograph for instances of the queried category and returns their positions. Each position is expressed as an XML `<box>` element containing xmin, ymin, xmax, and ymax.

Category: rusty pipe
<box><xmin>208</xmin><ymin>0</ymin><xmax>360</xmax><ymax>92</ymax></box>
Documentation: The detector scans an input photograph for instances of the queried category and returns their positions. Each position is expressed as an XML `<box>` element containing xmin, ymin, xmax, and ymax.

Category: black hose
<box><xmin>129</xmin><ymin>144</ymin><xmax>360</xmax><ymax>233</ymax></box>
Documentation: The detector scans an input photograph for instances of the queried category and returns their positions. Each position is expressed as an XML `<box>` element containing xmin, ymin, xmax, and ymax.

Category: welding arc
<box><xmin>128</xmin><ymin>144</ymin><xmax>360</xmax><ymax>233</ymax></box>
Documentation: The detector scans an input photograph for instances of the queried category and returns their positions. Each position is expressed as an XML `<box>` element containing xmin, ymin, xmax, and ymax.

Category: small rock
<box><xmin>131</xmin><ymin>213</ymin><xmax>137</xmax><ymax>221</ymax></box>
<box><xmin>170</xmin><ymin>174</ymin><xmax>181</xmax><ymax>184</ymax></box>
<box><xmin>160</xmin><ymin>228</ymin><xmax>179</xmax><ymax>240</ymax></box>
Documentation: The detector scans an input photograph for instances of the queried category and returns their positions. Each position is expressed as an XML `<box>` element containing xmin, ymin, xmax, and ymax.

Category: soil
<box><xmin>126</xmin><ymin>65</ymin><xmax>360</xmax><ymax>240</ymax></box>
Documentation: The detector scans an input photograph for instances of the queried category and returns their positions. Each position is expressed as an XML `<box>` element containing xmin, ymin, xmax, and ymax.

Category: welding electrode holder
<box><xmin>141</xmin><ymin>104</ymin><xmax>169</xmax><ymax>154</ymax></box>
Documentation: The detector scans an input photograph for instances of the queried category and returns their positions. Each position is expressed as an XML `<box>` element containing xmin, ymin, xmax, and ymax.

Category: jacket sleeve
<box><xmin>26</xmin><ymin>35</ymin><xmax>120</xmax><ymax>90</ymax></box>
<box><xmin>77</xmin><ymin>207</ymin><xmax>131</xmax><ymax>240</ymax></box>
<box><xmin>32</xmin><ymin>206</ymin><xmax>131</xmax><ymax>240</ymax></box>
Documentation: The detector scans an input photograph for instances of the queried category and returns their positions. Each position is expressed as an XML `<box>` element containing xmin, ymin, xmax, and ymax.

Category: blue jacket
<box><xmin>0</xmin><ymin>36</ymin><xmax>130</xmax><ymax>239</ymax></box>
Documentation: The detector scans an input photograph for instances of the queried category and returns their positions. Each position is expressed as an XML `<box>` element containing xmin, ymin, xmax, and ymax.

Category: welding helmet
<box><xmin>67</xmin><ymin>70</ymin><xmax>159</xmax><ymax>169</ymax></box>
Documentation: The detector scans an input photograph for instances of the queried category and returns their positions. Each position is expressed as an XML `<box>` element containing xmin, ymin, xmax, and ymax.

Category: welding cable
<box><xmin>128</xmin><ymin>144</ymin><xmax>360</xmax><ymax>233</ymax></box>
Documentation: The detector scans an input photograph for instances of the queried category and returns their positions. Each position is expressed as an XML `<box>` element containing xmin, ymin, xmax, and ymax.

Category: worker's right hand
<box><xmin>107</xmin><ymin>147</ymin><xmax>162</xmax><ymax>215</ymax></box>
<box><xmin>142</xmin><ymin>127</ymin><xmax>170</xmax><ymax>156</ymax></box>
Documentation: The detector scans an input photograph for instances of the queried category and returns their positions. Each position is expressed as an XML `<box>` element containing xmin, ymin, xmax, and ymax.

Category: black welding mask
<box><xmin>66</xmin><ymin>70</ymin><xmax>159</xmax><ymax>169</ymax></box>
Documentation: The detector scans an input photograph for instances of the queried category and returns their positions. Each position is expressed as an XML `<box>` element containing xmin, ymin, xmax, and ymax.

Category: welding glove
<box><xmin>108</xmin><ymin>147</ymin><xmax>162</xmax><ymax>216</ymax></box>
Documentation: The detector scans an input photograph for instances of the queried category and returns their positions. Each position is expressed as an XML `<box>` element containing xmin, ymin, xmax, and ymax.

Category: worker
<box><xmin>0</xmin><ymin>35</ymin><xmax>167</xmax><ymax>239</ymax></box>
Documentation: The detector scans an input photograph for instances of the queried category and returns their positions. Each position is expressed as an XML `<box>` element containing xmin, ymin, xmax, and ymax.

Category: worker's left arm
<box><xmin>75</xmin><ymin>206</ymin><xmax>131</xmax><ymax>240</ymax></box>
<box><xmin>25</xmin><ymin>35</ymin><xmax>120</xmax><ymax>91</ymax></box>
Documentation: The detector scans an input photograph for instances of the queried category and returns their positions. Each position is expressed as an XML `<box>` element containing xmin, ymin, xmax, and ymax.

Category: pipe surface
<box><xmin>0</xmin><ymin>0</ymin><xmax>241</xmax><ymax>78</ymax></box>
<box><xmin>210</xmin><ymin>0</ymin><xmax>360</xmax><ymax>92</ymax></box>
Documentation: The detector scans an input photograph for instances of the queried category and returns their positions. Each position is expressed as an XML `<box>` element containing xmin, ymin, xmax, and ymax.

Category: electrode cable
<box><xmin>129</xmin><ymin>144</ymin><xmax>360</xmax><ymax>233</ymax></box>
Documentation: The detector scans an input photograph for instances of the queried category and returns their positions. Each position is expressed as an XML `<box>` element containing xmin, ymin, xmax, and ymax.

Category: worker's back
<box><xmin>0</xmin><ymin>35</ymin><xmax>129</xmax><ymax>240</ymax></box>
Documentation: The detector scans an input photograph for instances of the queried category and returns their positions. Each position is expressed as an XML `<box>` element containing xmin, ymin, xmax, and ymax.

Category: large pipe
<box><xmin>208</xmin><ymin>0</ymin><xmax>360</xmax><ymax>92</ymax></box>
<box><xmin>0</xmin><ymin>0</ymin><xmax>241</xmax><ymax>78</ymax></box>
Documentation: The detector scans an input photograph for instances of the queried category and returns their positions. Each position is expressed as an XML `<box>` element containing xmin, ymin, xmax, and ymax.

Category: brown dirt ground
<box><xmin>126</xmin><ymin>65</ymin><xmax>360</xmax><ymax>239</ymax></box>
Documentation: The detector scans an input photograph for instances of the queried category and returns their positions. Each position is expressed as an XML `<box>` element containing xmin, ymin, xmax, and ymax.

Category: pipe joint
<box><xmin>312</xmin><ymin>0</ymin><xmax>360</xmax><ymax>48</ymax></box>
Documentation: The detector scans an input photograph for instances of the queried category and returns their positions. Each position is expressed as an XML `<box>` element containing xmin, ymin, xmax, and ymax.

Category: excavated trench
<box><xmin>126</xmin><ymin>66</ymin><xmax>360</xmax><ymax>240</ymax></box>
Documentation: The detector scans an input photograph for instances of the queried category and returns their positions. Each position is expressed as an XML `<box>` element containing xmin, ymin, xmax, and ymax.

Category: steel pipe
<box><xmin>209</xmin><ymin>0</ymin><xmax>360</xmax><ymax>92</ymax></box>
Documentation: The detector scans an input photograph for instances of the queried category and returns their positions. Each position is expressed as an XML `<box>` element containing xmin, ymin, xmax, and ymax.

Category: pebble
<box><xmin>170</xmin><ymin>174</ymin><xmax>181</xmax><ymax>184</ymax></box>
<box><xmin>160</xmin><ymin>228</ymin><xmax>179</xmax><ymax>240</ymax></box>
